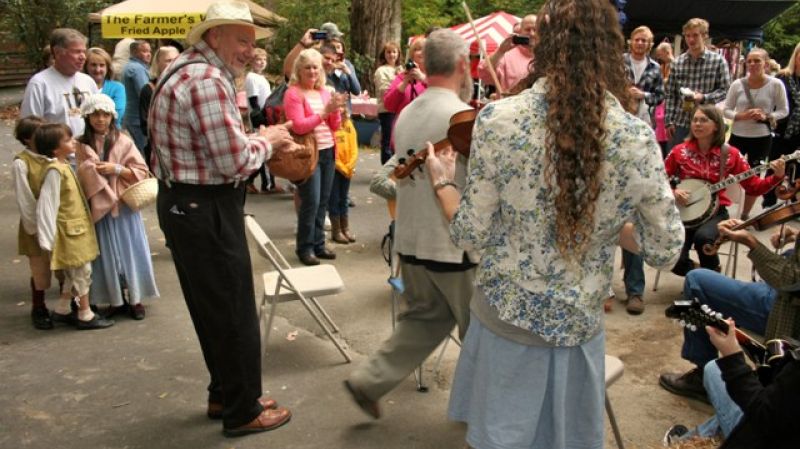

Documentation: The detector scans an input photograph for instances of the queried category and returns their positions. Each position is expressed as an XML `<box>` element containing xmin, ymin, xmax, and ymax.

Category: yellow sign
<box><xmin>101</xmin><ymin>13</ymin><xmax>204</xmax><ymax>39</ymax></box>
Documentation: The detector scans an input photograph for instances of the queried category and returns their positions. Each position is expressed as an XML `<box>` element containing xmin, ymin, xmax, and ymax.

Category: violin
<box><xmin>703</xmin><ymin>201</ymin><xmax>800</xmax><ymax>256</ymax></box>
<box><xmin>392</xmin><ymin>109</ymin><xmax>478</xmax><ymax>180</ymax></box>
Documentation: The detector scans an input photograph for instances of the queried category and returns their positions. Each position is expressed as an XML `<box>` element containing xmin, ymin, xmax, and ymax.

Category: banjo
<box><xmin>677</xmin><ymin>149</ymin><xmax>800</xmax><ymax>228</ymax></box>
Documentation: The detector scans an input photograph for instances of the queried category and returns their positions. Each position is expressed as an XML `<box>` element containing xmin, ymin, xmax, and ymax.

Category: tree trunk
<box><xmin>349</xmin><ymin>0</ymin><xmax>401</xmax><ymax>95</ymax></box>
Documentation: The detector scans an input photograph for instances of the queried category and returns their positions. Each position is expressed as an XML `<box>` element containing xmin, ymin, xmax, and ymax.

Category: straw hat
<box><xmin>80</xmin><ymin>93</ymin><xmax>118</xmax><ymax>119</ymax></box>
<box><xmin>186</xmin><ymin>0</ymin><xmax>270</xmax><ymax>46</ymax></box>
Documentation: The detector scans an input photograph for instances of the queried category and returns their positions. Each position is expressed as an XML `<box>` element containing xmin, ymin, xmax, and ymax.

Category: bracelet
<box><xmin>114</xmin><ymin>164</ymin><xmax>123</xmax><ymax>176</ymax></box>
<box><xmin>433</xmin><ymin>179</ymin><xmax>458</xmax><ymax>192</ymax></box>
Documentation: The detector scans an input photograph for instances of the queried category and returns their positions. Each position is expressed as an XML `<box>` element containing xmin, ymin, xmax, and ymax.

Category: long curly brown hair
<box><xmin>523</xmin><ymin>0</ymin><xmax>631</xmax><ymax>260</ymax></box>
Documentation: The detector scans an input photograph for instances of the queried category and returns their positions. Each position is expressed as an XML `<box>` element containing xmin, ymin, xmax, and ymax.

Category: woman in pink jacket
<box><xmin>284</xmin><ymin>48</ymin><xmax>346</xmax><ymax>266</ymax></box>
<box><xmin>383</xmin><ymin>38</ymin><xmax>427</xmax><ymax>116</ymax></box>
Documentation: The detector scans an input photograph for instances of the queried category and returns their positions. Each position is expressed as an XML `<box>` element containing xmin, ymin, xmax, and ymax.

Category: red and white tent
<box><xmin>451</xmin><ymin>11</ymin><xmax>521</xmax><ymax>55</ymax></box>
<box><xmin>410</xmin><ymin>11</ymin><xmax>521</xmax><ymax>55</ymax></box>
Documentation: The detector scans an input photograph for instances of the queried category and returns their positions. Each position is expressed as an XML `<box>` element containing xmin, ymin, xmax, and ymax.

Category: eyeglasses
<box><xmin>691</xmin><ymin>116</ymin><xmax>711</xmax><ymax>124</ymax></box>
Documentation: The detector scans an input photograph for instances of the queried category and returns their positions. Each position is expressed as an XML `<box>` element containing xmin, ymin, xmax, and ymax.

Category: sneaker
<box><xmin>662</xmin><ymin>424</ymin><xmax>690</xmax><ymax>446</ymax></box>
<box><xmin>626</xmin><ymin>295</ymin><xmax>645</xmax><ymax>315</ymax></box>
<box><xmin>659</xmin><ymin>367</ymin><xmax>708</xmax><ymax>403</ymax></box>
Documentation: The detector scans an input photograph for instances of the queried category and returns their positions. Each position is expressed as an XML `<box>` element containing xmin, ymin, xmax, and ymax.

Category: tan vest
<box><xmin>15</xmin><ymin>151</ymin><xmax>48</xmax><ymax>256</ymax></box>
<box><xmin>46</xmin><ymin>162</ymin><xmax>98</xmax><ymax>270</ymax></box>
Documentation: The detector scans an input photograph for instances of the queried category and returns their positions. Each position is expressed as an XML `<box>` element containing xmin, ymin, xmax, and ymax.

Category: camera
<box><xmin>511</xmin><ymin>34</ymin><xmax>531</xmax><ymax>45</ymax></box>
<box><xmin>311</xmin><ymin>30</ymin><xmax>328</xmax><ymax>40</ymax></box>
<box><xmin>405</xmin><ymin>60</ymin><xmax>417</xmax><ymax>71</ymax></box>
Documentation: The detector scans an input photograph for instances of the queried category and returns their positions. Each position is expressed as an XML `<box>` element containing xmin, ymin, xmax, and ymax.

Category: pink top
<box><xmin>306</xmin><ymin>95</ymin><xmax>335</xmax><ymax>149</ymax></box>
<box><xmin>654</xmin><ymin>102</ymin><xmax>667</xmax><ymax>143</ymax></box>
<box><xmin>283</xmin><ymin>85</ymin><xmax>342</xmax><ymax>148</ymax></box>
<box><xmin>477</xmin><ymin>46</ymin><xmax>533</xmax><ymax>92</ymax></box>
<box><xmin>383</xmin><ymin>72</ymin><xmax>427</xmax><ymax>115</ymax></box>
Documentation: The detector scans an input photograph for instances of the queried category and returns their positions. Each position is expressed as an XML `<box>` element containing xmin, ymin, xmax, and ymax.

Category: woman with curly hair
<box><xmin>425</xmin><ymin>0</ymin><xmax>684</xmax><ymax>447</ymax></box>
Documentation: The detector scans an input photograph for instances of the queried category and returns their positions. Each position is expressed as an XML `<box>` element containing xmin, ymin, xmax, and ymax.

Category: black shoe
<box><xmin>315</xmin><ymin>248</ymin><xmax>336</xmax><ymax>260</ymax></box>
<box><xmin>130</xmin><ymin>303</ymin><xmax>145</xmax><ymax>320</ymax></box>
<box><xmin>663</xmin><ymin>424</ymin><xmax>690</xmax><ymax>446</ymax></box>
<box><xmin>659</xmin><ymin>367</ymin><xmax>708</xmax><ymax>403</ymax></box>
<box><xmin>76</xmin><ymin>314</ymin><xmax>115</xmax><ymax>330</ymax></box>
<box><xmin>104</xmin><ymin>303</ymin><xmax>129</xmax><ymax>319</ymax></box>
<box><xmin>343</xmin><ymin>380</ymin><xmax>380</xmax><ymax>419</ymax></box>
<box><xmin>298</xmin><ymin>253</ymin><xmax>320</xmax><ymax>266</ymax></box>
<box><xmin>31</xmin><ymin>307</ymin><xmax>54</xmax><ymax>330</ymax></box>
<box><xmin>51</xmin><ymin>311</ymin><xmax>78</xmax><ymax>326</ymax></box>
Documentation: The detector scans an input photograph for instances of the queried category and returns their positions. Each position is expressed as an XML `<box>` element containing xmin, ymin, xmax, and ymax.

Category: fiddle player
<box><xmin>343</xmin><ymin>29</ymin><xmax>476</xmax><ymax>420</ymax></box>
<box><xmin>660</xmin><ymin>208</ymin><xmax>800</xmax><ymax>406</ymax></box>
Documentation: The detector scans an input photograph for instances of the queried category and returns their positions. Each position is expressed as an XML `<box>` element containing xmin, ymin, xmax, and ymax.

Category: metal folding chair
<box><xmin>244</xmin><ymin>215</ymin><xmax>351</xmax><ymax>363</ymax></box>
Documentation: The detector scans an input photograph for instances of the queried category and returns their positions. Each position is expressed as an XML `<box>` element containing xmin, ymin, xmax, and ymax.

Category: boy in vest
<box><xmin>13</xmin><ymin>116</ymin><xmax>65</xmax><ymax>329</ymax></box>
<box><xmin>34</xmin><ymin>123</ymin><xmax>113</xmax><ymax>330</ymax></box>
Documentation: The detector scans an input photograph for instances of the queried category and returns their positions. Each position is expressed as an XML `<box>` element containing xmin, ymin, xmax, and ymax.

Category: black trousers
<box><xmin>673</xmin><ymin>207</ymin><xmax>729</xmax><ymax>276</ymax></box>
<box><xmin>157</xmin><ymin>181</ymin><xmax>263</xmax><ymax>429</ymax></box>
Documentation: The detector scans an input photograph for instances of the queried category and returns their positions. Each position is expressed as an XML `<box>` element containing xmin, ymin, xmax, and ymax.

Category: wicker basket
<box><xmin>120</xmin><ymin>176</ymin><xmax>158</xmax><ymax>211</ymax></box>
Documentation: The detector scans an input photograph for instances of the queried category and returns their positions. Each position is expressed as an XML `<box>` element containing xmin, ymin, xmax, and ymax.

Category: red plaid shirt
<box><xmin>664</xmin><ymin>140</ymin><xmax>779</xmax><ymax>207</ymax></box>
<box><xmin>149</xmin><ymin>41</ymin><xmax>271</xmax><ymax>185</ymax></box>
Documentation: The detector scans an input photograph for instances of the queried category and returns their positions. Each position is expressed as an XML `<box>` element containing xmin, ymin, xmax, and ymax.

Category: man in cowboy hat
<box><xmin>149</xmin><ymin>0</ymin><xmax>295</xmax><ymax>437</ymax></box>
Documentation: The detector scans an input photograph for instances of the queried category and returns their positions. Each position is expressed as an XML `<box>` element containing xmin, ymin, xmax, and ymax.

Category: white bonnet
<box><xmin>80</xmin><ymin>93</ymin><xmax>118</xmax><ymax>119</ymax></box>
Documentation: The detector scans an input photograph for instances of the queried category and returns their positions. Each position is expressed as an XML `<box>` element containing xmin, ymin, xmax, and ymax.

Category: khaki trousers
<box><xmin>348</xmin><ymin>261</ymin><xmax>475</xmax><ymax>401</ymax></box>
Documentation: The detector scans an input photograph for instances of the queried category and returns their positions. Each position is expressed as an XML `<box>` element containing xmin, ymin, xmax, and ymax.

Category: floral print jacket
<box><xmin>450</xmin><ymin>78</ymin><xmax>684</xmax><ymax>346</ymax></box>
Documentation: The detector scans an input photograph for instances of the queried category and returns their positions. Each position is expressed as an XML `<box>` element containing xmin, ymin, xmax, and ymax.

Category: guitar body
<box><xmin>676</xmin><ymin>179</ymin><xmax>720</xmax><ymax>228</ymax></box>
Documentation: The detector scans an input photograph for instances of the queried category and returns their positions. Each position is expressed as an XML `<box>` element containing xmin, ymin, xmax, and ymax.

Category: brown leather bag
<box><xmin>267</xmin><ymin>131</ymin><xmax>318</xmax><ymax>184</ymax></box>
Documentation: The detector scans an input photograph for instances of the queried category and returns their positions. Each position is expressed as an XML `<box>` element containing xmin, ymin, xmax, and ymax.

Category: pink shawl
<box><xmin>76</xmin><ymin>132</ymin><xmax>148</xmax><ymax>223</ymax></box>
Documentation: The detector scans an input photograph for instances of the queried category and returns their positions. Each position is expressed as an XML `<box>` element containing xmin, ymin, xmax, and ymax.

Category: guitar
<box><xmin>676</xmin><ymin>150</ymin><xmax>800</xmax><ymax>228</ymax></box>
<box><xmin>665</xmin><ymin>298</ymin><xmax>796</xmax><ymax>385</ymax></box>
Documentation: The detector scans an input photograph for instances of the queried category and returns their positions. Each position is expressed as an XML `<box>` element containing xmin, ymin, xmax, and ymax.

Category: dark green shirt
<box><xmin>748</xmin><ymin>239</ymin><xmax>800</xmax><ymax>340</ymax></box>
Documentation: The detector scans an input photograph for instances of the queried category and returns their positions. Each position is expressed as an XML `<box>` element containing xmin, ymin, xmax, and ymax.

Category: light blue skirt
<box><xmin>448</xmin><ymin>314</ymin><xmax>606</xmax><ymax>449</ymax></box>
<box><xmin>90</xmin><ymin>205</ymin><xmax>159</xmax><ymax>306</ymax></box>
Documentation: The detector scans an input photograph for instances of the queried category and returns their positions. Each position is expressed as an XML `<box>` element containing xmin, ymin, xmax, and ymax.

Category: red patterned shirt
<box><xmin>149</xmin><ymin>40</ymin><xmax>271</xmax><ymax>185</ymax></box>
<box><xmin>664</xmin><ymin>140</ymin><xmax>779</xmax><ymax>207</ymax></box>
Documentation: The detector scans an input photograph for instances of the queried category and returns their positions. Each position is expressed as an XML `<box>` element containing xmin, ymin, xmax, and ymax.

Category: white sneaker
<box><xmin>662</xmin><ymin>424</ymin><xmax>689</xmax><ymax>446</ymax></box>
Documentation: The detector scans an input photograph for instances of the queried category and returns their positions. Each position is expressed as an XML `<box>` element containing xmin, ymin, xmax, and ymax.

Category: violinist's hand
<box><xmin>770</xmin><ymin>226</ymin><xmax>798</xmax><ymax>249</ymax></box>
<box><xmin>673</xmin><ymin>189</ymin><xmax>691</xmax><ymax>207</ymax></box>
<box><xmin>718</xmin><ymin>218</ymin><xmax>758</xmax><ymax>249</ymax></box>
<box><xmin>425</xmin><ymin>143</ymin><xmax>457</xmax><ymax>187</ymax></box>
<box><xmin>769</xmin><ymin>158</ymin><xmax>786</xmax><ymax>179</ymax></box>
<box><xmin>706</xmin><ymin>319</ymin><xmax>742</xmax><ymax>357</ymax></box>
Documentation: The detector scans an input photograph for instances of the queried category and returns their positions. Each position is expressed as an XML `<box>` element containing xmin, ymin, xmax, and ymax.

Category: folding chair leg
<box><xmin>652</xmin><ymin>270</ymin><xmax>661</xmax><ymax>292</ymax></box>
<box><xmin>308</xmin><ymin>296</ymin><xmax>340</xmax><ymax>333</ymax></box>
<box><xmin>414</xmin><ymin>365</ymin><xmax>428</xmax><ymax>392</ymax></box>
<box><xmin>294</xmin><ymin>294</ymin><xmax>352</xmax><ymax>363</ymax></box>
<box><xmin>605</xmin><ymin>393</ymin><xmax>625</xmax><ymax>449</ymax></box>
<box><xmin>262</xmin><ymin>299</ymin><xmax>279</xmax><ymax>358</ymax></box>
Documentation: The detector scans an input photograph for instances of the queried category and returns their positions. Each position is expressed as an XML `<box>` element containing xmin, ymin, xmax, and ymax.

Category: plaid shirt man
<box><xmin>624</xmin><ymin>53</ymin><xmax>665</xmax><ymax>107</ymax></box>
<box><xmin>665</xmin><ymin>49</ymin><xmax>731</xmax><ymax>129</ymax></box>
<box><xmin>149</xmin><ymin>40</ymin><xmax>271</xmax><ymax>185</ymax></box>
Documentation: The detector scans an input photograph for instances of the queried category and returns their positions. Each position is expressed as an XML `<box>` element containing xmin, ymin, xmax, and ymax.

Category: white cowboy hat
<box><xmin>186</xmin><ymin>0</ymin><xmax>270</xmax><ymax>46</ymax></box>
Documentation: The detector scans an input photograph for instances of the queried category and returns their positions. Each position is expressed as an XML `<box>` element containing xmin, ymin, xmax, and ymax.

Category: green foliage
<box><xmin>0</xmin><ymin>0</ymin><xmax>115</xmax><ymax>68</ymax></box>
<box><xmin>402</xmin><ymin>0</ymin><xmax>545</xmax><ymax>41</ymax></box>
<box><xmin>763</xmin><ymin>3</ymin><xmax>800</xmax><ymax>67</ymax></box>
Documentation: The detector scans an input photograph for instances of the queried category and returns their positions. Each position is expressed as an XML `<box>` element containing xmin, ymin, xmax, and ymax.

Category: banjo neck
<box><xmin>707</xmin><ymin>149</ymin><xmax>800</xmax><ymax>194</ymax></box>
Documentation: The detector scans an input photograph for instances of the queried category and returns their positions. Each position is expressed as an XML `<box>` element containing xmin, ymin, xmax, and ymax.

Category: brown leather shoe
<box><xmin>207</xmin><ymin>397</ymin><xmax>278</xmax><ymax>419</ymax></box>
<box><xmin>625</xmin><ymin>295</ymin><xmax>645</xmax><ymax>315</ymax></box>
<box><xmin>223</xmin><ymin>406</ymin><xmax>291</xmax><ymax>437</ymax></box>
<box><xmin>344</xmin><ymin>380</ymin><xmax>380</xmax><ymax>419</ymax></box>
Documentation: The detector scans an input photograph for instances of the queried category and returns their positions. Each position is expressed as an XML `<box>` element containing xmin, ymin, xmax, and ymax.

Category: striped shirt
<box><xmin>306</xmin><ymin>95</ymin><xmax>335</xmax><ymax>149</ymax></box>
<box><xmin>665</xmin><ymin>49</ymin><xmax>731</xmax><ymax>129</ymax></box>
<box><xmin>148</xmin><ymin>40</ymin><xmax>271</xmax><ymax>185</ymax></box>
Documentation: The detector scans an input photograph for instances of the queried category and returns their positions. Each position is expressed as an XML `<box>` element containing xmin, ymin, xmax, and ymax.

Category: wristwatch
<box><xmin>433</xmin><ymin>179</ymin><xmax>458</xmax><ymax>192</ymax></box>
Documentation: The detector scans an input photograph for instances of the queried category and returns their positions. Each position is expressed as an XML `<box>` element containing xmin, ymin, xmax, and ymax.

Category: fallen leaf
<box><xmin>16</xmin><ymin>301</ymin><xmax>25</xmax><ymax>306</ymax></box>
<box><xmin>111</xmin><ymin>402</ymin><xmax>130</xmax><ymax>408</ymax></box>
<box><xmin>158</xmin><ymin>392</ymin><xmax>168</xmax><ymax>399</ymax></box>
<box><xmin>12</xmin><ymin>259</ymin><xmax>21</xmax><ymax>264</ymax></box>
<box><xmin>286</xmin><ymin>330</ymin><xmax>298</xmax><ymax>341</ymax></box>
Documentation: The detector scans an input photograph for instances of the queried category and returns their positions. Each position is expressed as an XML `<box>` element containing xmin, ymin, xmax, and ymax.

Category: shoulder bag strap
<box><xmin>719</xmin><ymin>143</ymin><xmax>729</xmax><ymax>182</ymax></box>
<box><xmin>149</xmin><ymin>59</ymin><xmax>207</xmax><ymax>187</ymax></box>
<box><xmin>742</xmin><ymin>80</ymin><xmax>772</xmax><ymax>132</ymax></box>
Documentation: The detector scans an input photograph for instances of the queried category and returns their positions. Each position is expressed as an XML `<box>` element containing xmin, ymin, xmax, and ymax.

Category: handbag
<box><xmin>120</xmin><ymin>173</ymin><xmax>158</xmax><ymax>211</ymax></box>
<box><xmin>267</xmin><ymin>131</ymin><xmax>318</xmax><ymax>184</ymax></box>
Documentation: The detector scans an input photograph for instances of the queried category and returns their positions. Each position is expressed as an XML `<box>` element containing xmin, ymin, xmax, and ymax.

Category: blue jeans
<box><xmin>378</xmin><ymin>112</ymin><xmax>396</xmax><ymax>165</ymax></box>
<box><xmin>692</xmin><ymin>361</ymin><xmax>744</xmax><ymax>438</ymax></box>
<box><xmin>124</xmin><ymin>116</ymin><xmax>147</xmax><ymax>155</ymax></box>
<box><xmin>681</xmin><ymin>269</ymin><xmax>776</xmax><ymax>367</ymax></box>
<box><xmin>328</xmin><ymin>171</ymin><xmax>351</xmax><ymax>218</ymax></box>
<box><xmin>622</xmin><ymin>249</ymin><xmax>645</xmax><ymax>296</ymax></box>
<box><xmin>296</xmin><ymin>147</ymin><xmax>335</xmax><ymax>256</ymax></box>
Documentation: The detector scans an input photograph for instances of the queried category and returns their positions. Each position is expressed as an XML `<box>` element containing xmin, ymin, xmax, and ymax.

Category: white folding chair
<box><xmin>605</xmin><ymin>354</ymin><xmax>626</xmax><ymax>449</ymax></box>
<box><xmin>244</xmin><ymin>215</ymin><xmax>351</xmax><ymax>363</ymax></box>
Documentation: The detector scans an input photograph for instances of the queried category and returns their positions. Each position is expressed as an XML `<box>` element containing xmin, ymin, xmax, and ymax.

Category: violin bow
<box><xmin>461</xmin><ymin>2</ymin><xmax>505</xmax><ymax>96</ymax></box>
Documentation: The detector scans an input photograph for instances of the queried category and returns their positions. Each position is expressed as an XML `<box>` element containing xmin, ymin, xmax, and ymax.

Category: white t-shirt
<box><xmin>723</xmin><ymin>76</ymin><xmax>789</xmax><ymax>138</ymax></box>
<box><xmin>245</xmin><ymin>72</ymin><xmax>272</xmax><ymax>110</ymax></box>
<box><xmin>631</xmin><ymin>56</ymin><xmax>648</xmax><ymax>84</ymax></box>
<box><xmin>21</xmin><ymin>67</ymin><xmax>98</xmax><ymax>136</ymax></box>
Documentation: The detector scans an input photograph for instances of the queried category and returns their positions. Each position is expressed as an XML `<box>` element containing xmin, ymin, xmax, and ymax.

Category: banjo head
<box><xmin>677</xmin><ymin>179</ymin><xmax>714</xmax><ymax>225</ymax></box>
